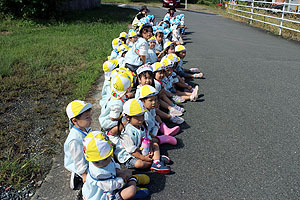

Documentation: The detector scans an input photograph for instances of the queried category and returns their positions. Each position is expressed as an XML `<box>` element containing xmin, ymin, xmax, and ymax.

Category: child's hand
<box><xmin>144</xmin><ymin>154</ymin><xmax>153</xmax><ymax>162</ymax></box>
<box><xmin>148</xmin><ymin>151</ymin><xmax>154</xmax><ymax>158</ymax></box>
<box><xmin>82</xmin><ymin>172</ymin><xmax>87</xmax><ymax>183</ymax></box>
<box><xmin>126</xmin><ymin>92</ymin><xmax>134</xmax><ymax>98</ymax></box>
<box><xmin>118</xmin><ymin>169</ymin><xmax>132</xmax><ymax>182</ymax></box>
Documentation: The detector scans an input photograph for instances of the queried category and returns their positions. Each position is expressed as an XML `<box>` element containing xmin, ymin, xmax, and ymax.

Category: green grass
<box><xmin>0</xmin><ymin>5</ymin><xmax>135</xmax><ymax>188</ymax></box>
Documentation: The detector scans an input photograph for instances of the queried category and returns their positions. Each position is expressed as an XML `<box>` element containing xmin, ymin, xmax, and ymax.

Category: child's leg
<box><xmin>134</xmin><ymin>160</ymin><xmax>152</xmax><ymax>169</ymax></box>
<box><xmin>159</xmin><ymin>99</ymin><xmax>171</xmax><ymax>110</ymax></box>
<box><xmin>176</xmin><ymin>90</ymin><xmax>191</xmax><ymax>100</ymax></box>
<box><xmin>152</xmin><ymin>142</ymin><xmax>161</xmax><ymax>161</ymax></box>
<box><xmin>156</xmin><ymin>108</ymin><xmax>171</xmax><ymax>120</ymax></box>
<box><xmin>161</xmin><ymin>92</ymin><xmax>174</xmax><ymax>106</ymax></box>
<box><xmin>120</xmin><ymin>181</ymin><xmax>136</xmax><ymax>200</ymax></box>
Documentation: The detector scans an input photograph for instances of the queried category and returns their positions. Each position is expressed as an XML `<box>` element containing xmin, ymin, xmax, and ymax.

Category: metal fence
<box><xmin>227</xmin><ymin>0</ymin><xmax>300</xmax><ymax>35</ymax></box>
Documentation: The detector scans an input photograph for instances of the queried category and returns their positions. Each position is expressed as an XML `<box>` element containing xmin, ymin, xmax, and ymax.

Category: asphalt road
<box><xmin>146</xmin><ymin>6</ymin><xmax>300</xmax><ymax>200</ymax></box>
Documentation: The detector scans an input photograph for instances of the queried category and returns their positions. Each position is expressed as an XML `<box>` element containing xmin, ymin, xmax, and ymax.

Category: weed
<box><xmin>0</xmin><ymin>5</ymin><xmax>135</xmax><ymax>189</ymax></box>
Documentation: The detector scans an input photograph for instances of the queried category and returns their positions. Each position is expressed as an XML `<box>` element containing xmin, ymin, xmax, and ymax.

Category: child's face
<box><xmin>169</xmin><ymin>10</ymin><xmax>175</xmax><ymax>16</ymax></box>
<box><xmin>155</xmin><ymin>33</ymin><xmax>163</xmax><ymax>43</ymax></box>
<box><xmin>139</xmin><ymin>73</ymin><xmax>153</xmax><ymax>86</ymax></box>
<box><xmin>72</xmin><ymin>110</ymin><xmax>92</xmax><ymax>129</ymax></box>
<box><xmin>129</xmin><ymin>36</ymin><xmax>138</xmax><ymax>43</ymax></box>
<box><xmin>149</xmin><ymin>41</ymin><xmax>156</xmax><ymax>49</ymax></box>
<box><xmin>142</xmin><ymin>96</ymin><xmax>157</xmax><ymax>110</ymax></box>
<box><xmin>130</xmin><ymin>114</ymin><xmax>145</xmax><ymax>128</ymax></box>
<box><xmin>93</xmin><ymin>156</ymin><xmax>112</xmax><ymax>168</ymax></box>
<box><xmin>165</xmin><ymin>67</ymin><xmax>173</xmax><ymax>77</ymax></box>
<box><xmin>155</xmin><ymin>70</ymin><xmax>165</xmax><ymax>81</ymax></box>
<box><xmin>142</xmin><ymin>27</ymin><xmax>153</xmax><ymax>40</ymax></box>
<box><xmin>177</xmin><ymin>51</ymin><xmax>186</xmax><ymax>59</ymax></box>
<box><xmin>168</xmin><ymin>45</ymin><xmax>175</xmax><ymax>54</ymax></box>
<box><xmin>120</xmin><ymin>37</ymin><xmax>126</xmax><ymax>44</ymax></box>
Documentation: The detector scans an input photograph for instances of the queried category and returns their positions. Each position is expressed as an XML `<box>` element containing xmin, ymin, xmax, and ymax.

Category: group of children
<box><xmin>64</xmin><ymin>6</ymin><xmax>204</xmax><ymax>200</ymax></box>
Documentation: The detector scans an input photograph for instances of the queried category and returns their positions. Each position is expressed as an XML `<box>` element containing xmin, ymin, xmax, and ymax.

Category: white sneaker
<box><xmin>190</xmin><ymin>85</ymin><xmax>199</xmax><ymax>102</ymax></box>
<box><xmin>173</xmin><ymin>104</ymin><xmax>185</xmax><ymax>113</ymax></box>
<box><xmin>169</xmin><ymin>107</ymin><xmax>183</xmax><ymax>116</ymax></box>
<box><xmin>193</xmin><ymin>73</ymin><xmax>204</xmax><ymax>78</ymax></box>
<box><xmin>170</xmin><ymin>115</ymin><xmax>184</xmax><ymax>124</ymax></box>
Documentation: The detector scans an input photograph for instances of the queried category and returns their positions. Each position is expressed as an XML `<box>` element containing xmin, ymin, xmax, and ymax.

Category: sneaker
<box><xmin>170</xmin><ymin>115</ymin><xmax>184</xmax><ymax>124</ymax></box>
<box><xmin>169</xmin><ymin>107</ymin><xmax>182</xmax><ymax>116</ymax></box>
<box><xmin>189</xmin><ymin>68</ymin><xmax>200</xmax><ymax>73</ymax></box>
<box><xmin>70</xmin><ymin>172</ymin><xmax>83</xmax><ymax>190</ymax></box>
<box><xmin>193</xmin><ymin>73</ymin><xmax>204</xmax><ymax>78</ymax></box>
<box><xmin>132</xmin><ymin>174</ymin><xmax>150</xmax><ymax>185</ymax></box>
<box><xmin>161</xmin><ymin>155</ymin><xmax>171</xmax><ymax>165</ymax></box>
<box><xmin>131</xmin><ymin>187</ymin><xmax>150</xmax><ymax>199</ymax></box>
<box><xmin>173</xmin><ymin>104</ymin><xmax>185</xmax><ymax>113</ymax></box>
<box><xmin>150</xmin><ymin>161</ymin><xmax>171</xmax><ymax>174</ymax></box>
<box><xmin>179</xmin><ymin>36</ymin><xmax>184</xmax><ymax>45</ymax></box>
<box><xmin>190</xmin><ymin>86</ymin><xmax>198</xmax><ymax>102</ymax></box>
<box><xmin>172</xmin><ymin>95</ymin><xmax>185</xmax><ymax>103</ymax></box>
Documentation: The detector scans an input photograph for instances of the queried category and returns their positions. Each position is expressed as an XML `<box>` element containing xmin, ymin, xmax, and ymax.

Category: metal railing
<box><xmin>227</xmin><ymin>0</ymin><xmax>300</xmax><ymax>35</ymax></box>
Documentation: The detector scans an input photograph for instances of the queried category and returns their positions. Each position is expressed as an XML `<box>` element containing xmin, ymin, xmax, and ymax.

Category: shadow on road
<box><xmin>185</xmin><ymin>9</ymin><xmax>218</xmax><ymax>16</ymax></box>
<box><xmin>184</xmin><ymin>31</ymin><xmax>194</xmax><ymax>35</ymax></box>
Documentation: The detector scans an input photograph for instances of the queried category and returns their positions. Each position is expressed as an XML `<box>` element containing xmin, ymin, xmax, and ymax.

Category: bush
<box><xmin>0</xmin><ymin>0</ymin><xmax>66</xmax><ymax>18</ymax></box>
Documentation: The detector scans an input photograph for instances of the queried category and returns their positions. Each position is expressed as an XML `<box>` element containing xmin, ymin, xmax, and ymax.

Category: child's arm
<box><xmin>69</xmin><ymin>140</ymin><xmax>88</xmax><ymax>178</ymax></box>
<box><xmin>96</xmin><ymin>177</ymin><xmax>125</xmax><ymax>192</ymax></box>
<box><xmin>131</xmin><ymin>150</ymin><xmax>152</xmax><ymax>162</ymax></box>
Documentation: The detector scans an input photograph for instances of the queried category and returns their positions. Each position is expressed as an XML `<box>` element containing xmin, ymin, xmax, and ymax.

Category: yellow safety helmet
<box><xmin>83</xmin><ymin>131</ymin><xmax>113</xmax><ymax>161</ymax></box>
<box><xmin>139</xmin><ymin>85</ymin><xmax>158</xmax><ymax>99</ymax></box>
<box><xmin>123</xmin><ymin>99</ymin><xmax>147</xmax><ymax>116</ymax></box>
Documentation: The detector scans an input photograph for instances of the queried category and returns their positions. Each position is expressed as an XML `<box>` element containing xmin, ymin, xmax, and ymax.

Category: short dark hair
<box><xmin>74</xmin><ymin>108</ymin><xmax>91</xmax><ymax>119</ymax></box>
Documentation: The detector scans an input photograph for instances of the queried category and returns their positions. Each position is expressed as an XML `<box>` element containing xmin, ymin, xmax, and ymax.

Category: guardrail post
<box><xmin>279</xmin><ymin>2</ymin><xmax>286</xmax><ymax>35</ymax></box>
<box><xmin>250</xmin><ymin>0</ymin><xmax>254</xmax><ymax>24</ymax></box>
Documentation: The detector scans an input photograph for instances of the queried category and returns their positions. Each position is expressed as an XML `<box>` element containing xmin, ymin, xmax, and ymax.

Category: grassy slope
<box><xmin>0</xmin><ymin>5</ymin><xmax>135</xmax><ymax>188</ymax></box>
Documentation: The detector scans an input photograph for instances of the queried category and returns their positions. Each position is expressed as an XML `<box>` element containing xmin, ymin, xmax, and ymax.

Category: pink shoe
<box><xmin>157</xmin><ymin>135</ymin><xmax>177</xmax><ymax>145</ymax></box>
<box><xmin>159</xmin><ymin>122</ymin><xmax>180</xmax><ymax>136</ymax></box>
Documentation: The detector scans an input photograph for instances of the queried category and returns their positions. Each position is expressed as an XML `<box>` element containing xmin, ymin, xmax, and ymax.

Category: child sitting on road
<box><xmin>175</xmin><ymin>45</ymin><xmax>204</xmax><ymax>79</ymax></box>
<box><xmin>135</xmin><ymin>64</ymin><xmax>185</xmax><ymax>124</ymax></box>
<box><xmin>119</xmin><ymin>32</ymin><xmax>128</xmax><ymax>45</ymax></box>
<box><xmin>127</xmin><ymin>29</ymin><xmax>138</xmax><ymax>48</ymax></box>
<box><xmin>139</xmin><ymin>85</ymin><xmax>178</xmax><ymax>146</ymax></box>
<box><xmin>146</xmin><ymin>36</ymin><xmax>157</xmax><ymax>64</ymax></box>
<box><xmin>114</xmin><ymin>99</ymin><xmax>171</xmax><ymax>174</ymax></box>
<box><xmin>99</xmin><ymin>71</ymin><xmax>133</xmax><ymax>144</ymax></box>
<box><xmin>82</xmin><ymin>131</ymin><xmax>150</xmax><ymax>200</ymax></box>
<box><xmin>109</xmin><ymin>38</ymin><xmax>123</xmax><ymax>60</ymax></box>
<box><xmin>64</xmin><ymin>100</ymin><xmax>92</xmax><ymax>190</ymax></box>
<box><xmin>100</xmin><ymin>59</ymin><xmax>119</xmax><ymax>107</ymax></box>
<box><xmin>117</xmin><ymin>44</ymin><xmax>130</xmax><ymax>68</ymax></box>
<box><xmin>154</xmin><ymin>29</ymin><xmax>164</xmax><ymax>57</ymax></box>
<box><xmin>161</xmin><ymin>57</ymin><xmax>198</xmax><ymax>102</ymax></box>
<box><xmin>164</xmin><ymin>53</ymin><xmax>199</xmax><ymax>93</ymax></box>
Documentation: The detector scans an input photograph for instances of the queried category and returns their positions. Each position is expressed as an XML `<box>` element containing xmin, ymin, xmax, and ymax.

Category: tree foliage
<box><xmin>0</xmin><ymin>0</ymin><xmax>67</xmax><ymax>18</ymax></box>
